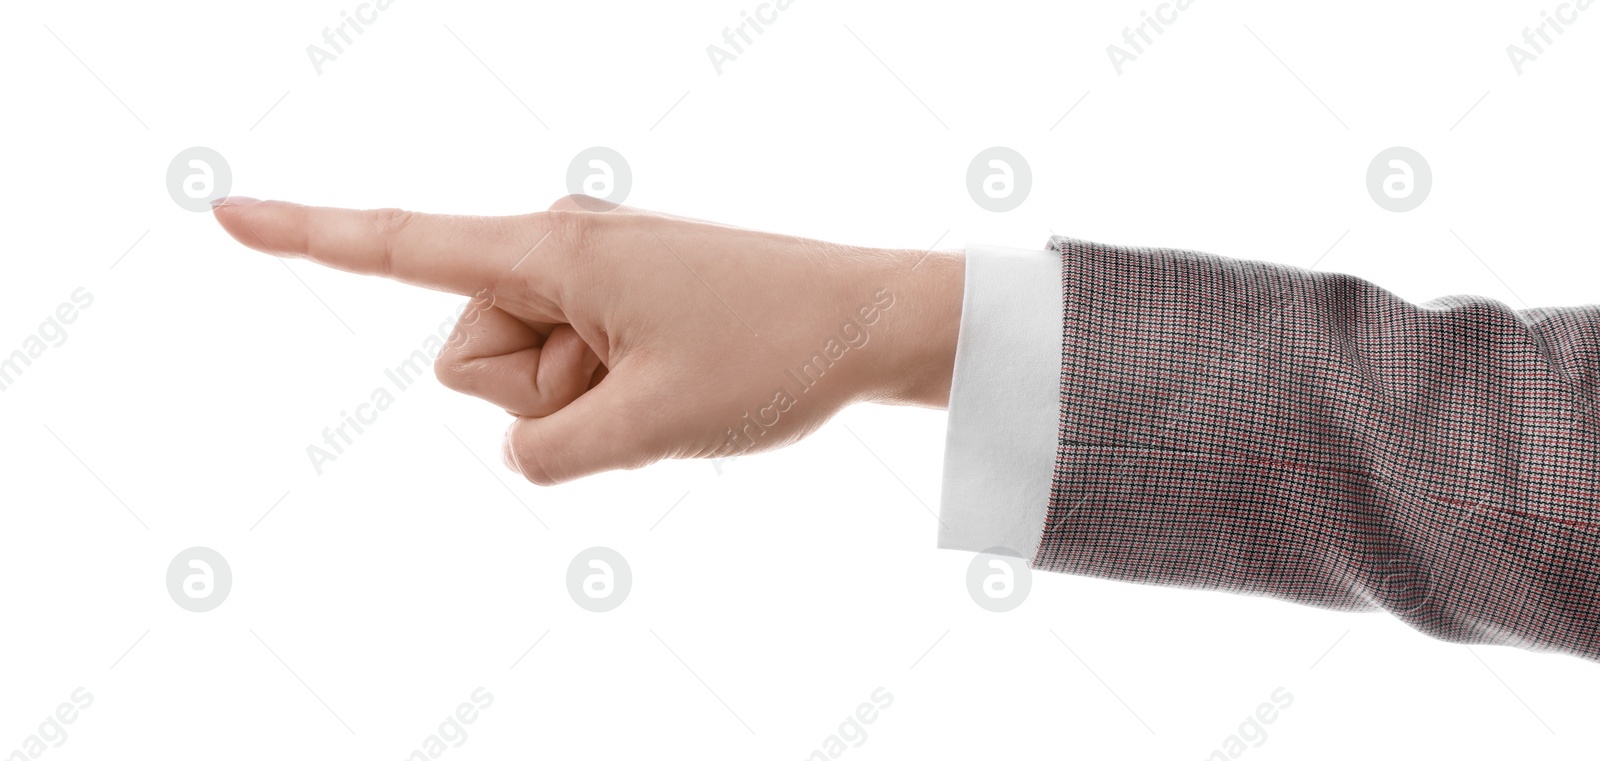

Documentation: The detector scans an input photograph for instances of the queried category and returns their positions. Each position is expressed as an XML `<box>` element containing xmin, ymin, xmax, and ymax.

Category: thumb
<box><xmin>502</xmin><ymin>373</ymin><xmax>665</xmax><ymax>485</ymax></box>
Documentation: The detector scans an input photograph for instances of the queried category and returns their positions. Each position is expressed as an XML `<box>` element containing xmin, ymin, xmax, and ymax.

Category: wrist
<box><xmin>858</xmin><ymin>247</ymin><xmax>964</xmax><ymax>409</ymax></box>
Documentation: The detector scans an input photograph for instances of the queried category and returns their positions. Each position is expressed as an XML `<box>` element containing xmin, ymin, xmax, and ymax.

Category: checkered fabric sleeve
<box><xmin>1034</xmin><ymin>236</ymin><xmax>1600</xmax><ymax>660</ymax></box>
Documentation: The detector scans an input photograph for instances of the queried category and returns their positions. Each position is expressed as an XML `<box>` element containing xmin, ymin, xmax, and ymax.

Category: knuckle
<box><xmin>547</xmin><ymin>194</ymin><xmax>587</xmax><ymax>212</ymax></box>
<box><xmin>370</xmin><ymin>207</ymin><xmax>415</xmax><ymax>234</ymax></box>
<box><xmin>367</xmin><ymin>207</ymin><xmax>416</xmax><ymax>275</ymax></box>
<box><xmin>535</xmin><ymin>209</ymin><xmax>600</xmax><ymax>271</ymax></box>
<box><xmin>548</xmin><ymin>193</ymin><xmax>621</xmax><ymax>213</ymax></box>
<box><xmin>432</xmin><ymin>353</ymin><xmax>475</xmax><ymax>392</ymax></box>
<box><xmin>542</xmin><ymin>208</ymin><xmax>592</xmax><ymax>244</ymax></box>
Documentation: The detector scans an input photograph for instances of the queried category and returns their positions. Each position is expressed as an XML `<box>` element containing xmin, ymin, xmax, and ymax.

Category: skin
<box><xmin>212</xmin><ymin>195</ymin><xmax>964</xmax><ymax>485</ymax></box>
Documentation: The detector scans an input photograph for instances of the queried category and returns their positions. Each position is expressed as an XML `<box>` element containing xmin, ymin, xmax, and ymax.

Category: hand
<box><xmin>212</xmin><ymin>196</ymin><xmax>964</xmax><ymax>485</ymax></box>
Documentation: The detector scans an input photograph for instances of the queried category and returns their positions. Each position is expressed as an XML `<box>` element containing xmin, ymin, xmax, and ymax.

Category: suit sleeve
<box><xmin>944</xmin><ymin>235</ymin><xmax>1600</xmax><ymax>660</ymax></box>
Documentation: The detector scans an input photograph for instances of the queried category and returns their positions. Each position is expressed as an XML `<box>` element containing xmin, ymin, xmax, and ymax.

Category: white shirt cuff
<box><xmin>936</xmin><ymin>242</ymin><xmax>1064</xmax><ymax>560</ymax></box>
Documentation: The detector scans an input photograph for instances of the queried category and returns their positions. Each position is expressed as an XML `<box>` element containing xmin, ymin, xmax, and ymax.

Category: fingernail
<box><xmin>502</xmin><ymin>428</ymin><xmax>527</xmax><ymax>478</ymax></box>
<box><xmin>211</xmin><ymin>196</ymin><xmax>261</xmax><ymax>209</ymax></box>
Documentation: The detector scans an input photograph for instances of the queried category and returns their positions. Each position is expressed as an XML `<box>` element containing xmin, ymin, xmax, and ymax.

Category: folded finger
<box><xmin>435</xmin><ymin>308</ymin><xmax>599</xmax><ymax>418</ymax></box>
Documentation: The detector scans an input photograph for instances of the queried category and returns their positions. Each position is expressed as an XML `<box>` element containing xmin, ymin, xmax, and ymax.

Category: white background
<box><xmin>2</xmin><ymin>0</ymin><xmax>1597</xmax><ymax>758</ymax></box>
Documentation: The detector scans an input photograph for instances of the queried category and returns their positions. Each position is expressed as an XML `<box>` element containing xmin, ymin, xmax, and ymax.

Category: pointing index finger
<box><xmin>211</xmin><ymin>198</ymin><xmax>553</xmax><ymax>296</ymax></box>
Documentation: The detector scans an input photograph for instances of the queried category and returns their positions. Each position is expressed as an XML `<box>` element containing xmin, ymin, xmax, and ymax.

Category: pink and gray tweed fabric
<box><xmin>1035</xmin><ymin>236</ymin><xmax>1600</xmax><ymax>659</ymax></box>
